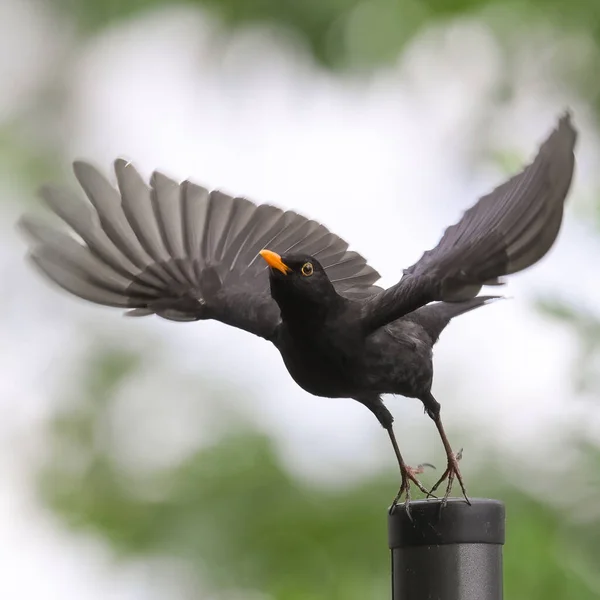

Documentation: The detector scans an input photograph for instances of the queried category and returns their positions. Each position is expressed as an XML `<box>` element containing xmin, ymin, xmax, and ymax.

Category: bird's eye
<box><xmin>301</xmin><ymin>262</ymin><xmax>314</xmax><ymax>277</ymax></box>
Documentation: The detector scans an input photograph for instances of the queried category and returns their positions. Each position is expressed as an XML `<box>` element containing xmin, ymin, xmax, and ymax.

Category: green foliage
<box><xmin>502</xmin><ymin>493</ymin><xmax>597</xmax><ymax>600</ymax></box>
<box><xmin>0</xmin><ymin>124</ymin><xmax>63</xmax><ymax>202</ymax></box>
<box><xmin>53</xmin><ymin>0</ymin><xmax>600</xmax><ymax>75</ymax></box>
<box><xmin>36</xmin><ymin>347</ymin><xmax>600</xmax><ymax>599</ymax></box>
<box><xmin>537</xmin><ymin>298</ymin><xmax>600</xmax><ymax>393</ymax></box>
<box><xmin>17</xmin><ymin>0</ymin><xmax>600</xmax><ymax>597</ymax></box>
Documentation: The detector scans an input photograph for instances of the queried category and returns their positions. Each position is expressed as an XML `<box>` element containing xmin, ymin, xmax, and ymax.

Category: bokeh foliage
<box><xmin>56</xmin><ymin>0</ymin><xmax>600</xmax><ymax>88</ymax></box>
<box><xmin>37</xmin><ymin>345</ymin><xmax>600</xmax><ymax>599</ymax></box>
<box><xmin>13</xmin><ymin>0</ymin><xmax>600</xmax><ymax>598</ymax></box>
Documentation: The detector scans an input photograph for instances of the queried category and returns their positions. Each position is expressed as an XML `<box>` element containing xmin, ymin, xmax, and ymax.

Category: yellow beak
<box><xmin>259</xmin><ymin>249</ymin><xmax>291</xmax><ymax>275</ymax></box>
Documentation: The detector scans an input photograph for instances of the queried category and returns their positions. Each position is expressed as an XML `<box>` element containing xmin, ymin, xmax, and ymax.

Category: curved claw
<box><xmin>417</xmin><ymin>462</ymin><xmax>436</xmax><ymax>471</ymax></box>
<box><xmin>389</xmin><ymin>462</ymin><xmax>438</xmax><ymax>515</ymax></box>
<box><xmin>428</xmin><ymin>450</ymin><xmax>469</xmax><ymax>508</ymax></box>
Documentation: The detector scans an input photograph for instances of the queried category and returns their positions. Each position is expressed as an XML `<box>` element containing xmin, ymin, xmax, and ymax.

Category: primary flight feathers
<box><xmin>20</xmin><ymin>159</ymin><xmax>381</xmax><ymax>338</ymax></box>
<box><xmin>20</xmin><ymin>112</ymin><xmax>576</xmax><ymax>340</ymax></box>
<box><xmin>360</xmin><ymin>112</ymin><xmax>576</xmax><ymax>332</ymax></box>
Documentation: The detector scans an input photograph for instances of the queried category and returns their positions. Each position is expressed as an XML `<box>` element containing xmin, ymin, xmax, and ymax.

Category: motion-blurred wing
<box><xmin>361</xmin><ymin>112</ymin><xmax>577</xmax><ymax>333</ymax></box>
<box><xmin>20</xmin><ymin>159</ymin><xmax>381</xmax><ymax>340</ymax></box>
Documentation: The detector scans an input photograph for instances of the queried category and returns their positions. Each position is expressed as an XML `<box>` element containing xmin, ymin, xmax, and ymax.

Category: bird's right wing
<box><xmin>361</xmin><ymin>112</ymin><xmax>577</xmax><ymax>334</ymax></box>
<box><xmin>20</xmin><ymin>160</ymin><xmax>381</xmax><ymax>341</ymax></box>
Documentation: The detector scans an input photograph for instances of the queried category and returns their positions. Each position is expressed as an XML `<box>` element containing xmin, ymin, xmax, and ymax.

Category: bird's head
<box><xmin>259</xmin><ymin>249</ymin><xmax>340</xmax><ymax>320</ymax></box>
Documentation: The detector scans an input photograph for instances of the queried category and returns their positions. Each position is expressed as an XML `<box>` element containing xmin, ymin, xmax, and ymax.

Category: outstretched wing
<box><xmin>361</xmin><ymin>111</ymin><xmax>577</xmax><ymax>333</ymax></box>
<box><xmin>20</xmin><ymin>159</ymin><xmax>381</xmax><ymax>340</ymax></box>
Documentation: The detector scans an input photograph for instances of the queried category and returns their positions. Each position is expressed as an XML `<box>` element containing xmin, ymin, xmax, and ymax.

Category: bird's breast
<box><xmin>275</xmin><ymin>323</ymin><xmax>362</xmax><ymax>398</ymax></box>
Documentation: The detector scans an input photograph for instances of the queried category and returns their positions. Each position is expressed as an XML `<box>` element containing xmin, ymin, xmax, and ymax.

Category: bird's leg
<box><xmin>429</xmin><ymin>417</ymin><xmax>469</xmax><ymax>506</ymax></box>
<box><xmin>423</xmin><ymin>393</ymin><xmax>470</xmax><ymax>507</ymax></box>
<box><xmin>386</xmin><ymin>425</ymin><xmax>435</xmax><ymax>515</ymax></box>
<box><xmin>361</xmin><ymin>396</ymin><xmax>435</xmax><ymax>515</ymax></box>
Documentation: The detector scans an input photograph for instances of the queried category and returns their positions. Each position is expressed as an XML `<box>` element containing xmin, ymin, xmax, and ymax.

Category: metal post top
<box><xmin>388</xmin><ymin>498</ymin><xmax>505</xmax><ymax>549</ymax></box>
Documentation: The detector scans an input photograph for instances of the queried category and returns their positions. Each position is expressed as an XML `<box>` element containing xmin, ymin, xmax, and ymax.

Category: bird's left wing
<box><xmin>20</xmin><ymin>159</ymin><xmax>381</xmax><ymax>340</ymax></box>
<box><xmin>361</xmin><ymin>112</ymin><xmax>577</xmax><ymax>334</ymax></box>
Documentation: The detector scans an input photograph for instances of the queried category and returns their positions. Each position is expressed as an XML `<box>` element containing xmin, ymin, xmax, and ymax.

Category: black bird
<box><xmin>19</xmin><ymin>113</ymin><xmax>577</xmax><ymax>511</ymax></box>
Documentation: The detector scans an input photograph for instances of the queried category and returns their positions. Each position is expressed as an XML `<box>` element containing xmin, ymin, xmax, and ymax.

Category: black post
<box><xmin>388</xmin><ymin>498</ymin><xmax>505</xmax><ymax>600</ymax></box>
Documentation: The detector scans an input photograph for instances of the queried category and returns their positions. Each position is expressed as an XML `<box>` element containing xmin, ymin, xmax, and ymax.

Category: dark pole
<box><xmin>388</xmin><ymin>498</ymin><xmax>505</xmax><ymax>600</ymax></box>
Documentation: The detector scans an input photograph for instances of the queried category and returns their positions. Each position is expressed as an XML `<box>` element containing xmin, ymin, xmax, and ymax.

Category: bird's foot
<box><xmin>428</xmin><ymin>448</ymin><xmax>470</xmax><ymax>508</ymax></box>
<box><xmin>389</xmin><ymin>462</ymin><xmax>436</xmax><ymax>517</ymax></box>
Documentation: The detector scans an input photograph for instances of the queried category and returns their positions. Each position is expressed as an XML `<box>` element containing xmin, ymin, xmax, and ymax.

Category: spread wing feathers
<box><xmin>20</xmin><ymin>159</ymin><xmax>381</xmax><ymax>339</ymax></box>
<box><xmin>361</xmin><ymin>112</ymin><xmax>577</xmax><ymax>333</ymax></box>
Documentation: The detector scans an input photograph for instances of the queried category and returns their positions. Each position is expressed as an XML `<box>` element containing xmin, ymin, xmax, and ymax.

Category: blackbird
<box><xmin>19</xmin><ymin>112</ymin><xmax>577</xmax><ymax>512</ymax></box>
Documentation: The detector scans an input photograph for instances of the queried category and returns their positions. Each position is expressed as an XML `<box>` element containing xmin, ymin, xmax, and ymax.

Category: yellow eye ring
<box><xmin>301</xmin><ymin>262</ymin><xmax>313</xmax><ymax>277</ymax></box>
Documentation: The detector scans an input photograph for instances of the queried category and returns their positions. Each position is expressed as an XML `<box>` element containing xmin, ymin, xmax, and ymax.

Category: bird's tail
<box><xmin>404</xmin><ymin>295</ymin><xmax>502</xmax><ymax>343</ymax></box>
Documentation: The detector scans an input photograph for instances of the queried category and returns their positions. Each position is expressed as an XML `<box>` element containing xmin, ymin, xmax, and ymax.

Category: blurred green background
<box><xmin>3</xmin><ymin>0</ymin><xmax>600</xmax><ymax>598</ymax></box>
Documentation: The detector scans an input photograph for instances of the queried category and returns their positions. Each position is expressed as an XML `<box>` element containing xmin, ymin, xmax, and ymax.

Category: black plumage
<box><xmin>19</xmin><ymin>112</ymin><xmax>577</xmax><ymax>511</ymax></box>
